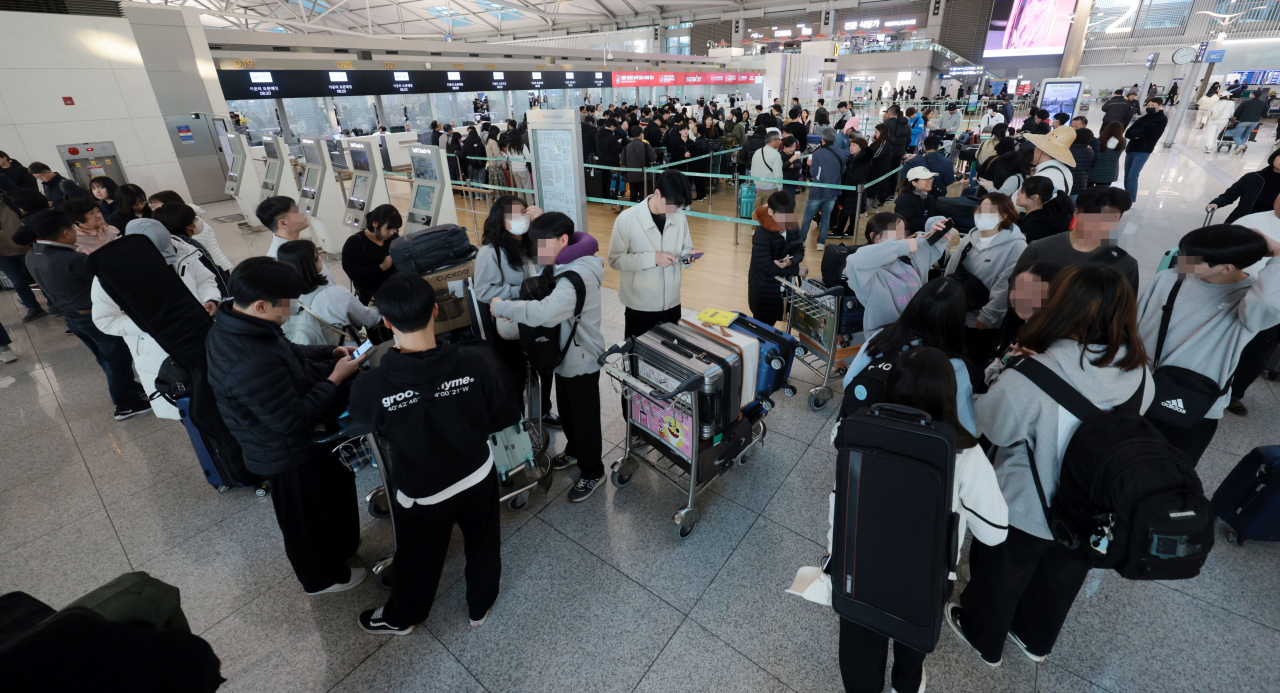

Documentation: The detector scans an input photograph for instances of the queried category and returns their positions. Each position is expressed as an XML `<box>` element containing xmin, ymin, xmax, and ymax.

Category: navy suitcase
<box><xmin>729</xmin><ymin>314</ymin><xmax>799</xmax><ymax>400</ymax></box>
<box><xmin>176</xmin><ymin>398</ymin><xmax>267</xmax><ymax>496</ymax></box>
<box><xmin>1211</xmin><ymin>446</ymin><xmax>1280</xmax><ymax>545</ymax></box>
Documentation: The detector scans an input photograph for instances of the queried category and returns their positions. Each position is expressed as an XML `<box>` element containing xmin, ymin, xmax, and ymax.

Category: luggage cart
<box><xmin>599</xmin><ymin>339</ymin><xmax>767</xmax><ymax>540</ymax></box>
<box><xmin>777</xmin><ymin>277</ymin><xmax>861</xmax><ymax>411</ymax></box>
<box><xmin>1216</xmin><ymin>122</ymin><xmax>1260</xmax><ymax>153</ymax></box>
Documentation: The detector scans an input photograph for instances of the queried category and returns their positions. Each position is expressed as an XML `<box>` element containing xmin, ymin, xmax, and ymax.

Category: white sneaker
<box><xmin>890</xmin><ymin>670</ymin><xmax>927</xmax><ymax>693</ymax></box>
<box><xmin>470</xmin><ymin>607</ymin><xmax>492</xmax><ymax>627</ymax></box>
<box><xmin>306</xmin><ymin>566</ymin><xmax>367</xmax><ymax>595</ymax></box>
<box><xmin>0</xmin><ymin>347</ymin><xmax>16</xmax><ymax>364</ymax></box>
<box><xmin>816</xmin><ymin>243</ymin><xmax>825</xmax><ymax>251</ymax></box>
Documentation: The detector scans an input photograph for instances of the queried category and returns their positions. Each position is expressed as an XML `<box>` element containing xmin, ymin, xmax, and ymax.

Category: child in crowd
<box><xmin>984</xmin><ymin>262</ymin><xmax>1061</xmax><ymax>385</ymax></box>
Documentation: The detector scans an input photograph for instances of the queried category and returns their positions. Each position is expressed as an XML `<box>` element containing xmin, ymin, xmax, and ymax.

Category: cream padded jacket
<box><xmin>606</xmin><ymin>197</ymin><xmax>694</xmax><ymax>313</ymax></box>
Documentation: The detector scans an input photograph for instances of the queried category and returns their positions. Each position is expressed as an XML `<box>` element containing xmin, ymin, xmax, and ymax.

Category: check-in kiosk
<box><xmin>298</xmin><ymin>137</ymin><xmax>349</xmax><ymax>254</ymax></box>
<box><xmin>404</xmin><ymin>144</ymin><xmax>459</xmax><ymax>232</ymax></box>
<box><xmin>225</xmin><ymin>132</ymin><xmax>264</xmax><ymax>224</ymax></box>
<box><xmin>258</xmin><ymin>135</ymin><xmax>300</xmax><ymax>204</ymax></box>
<box><xmin>342</xmin><ymin>140</ymin><xmax>389</xmax><ymax>232</ymax></box>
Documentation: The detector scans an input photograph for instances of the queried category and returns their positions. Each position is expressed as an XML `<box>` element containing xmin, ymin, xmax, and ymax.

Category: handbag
<box><xmin>1146</xmin><ymin>278</ymin><xmax>1233</xmax><ymax>428</ymax></box>
<box><xmin>948</xmin><ymin>240</ymin><xmax>991</xmax><ymax>313</ymax></box>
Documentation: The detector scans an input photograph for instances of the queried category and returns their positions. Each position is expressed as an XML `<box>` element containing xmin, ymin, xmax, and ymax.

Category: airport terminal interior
<box><xmin>3</xmin><ymin>0</ymin><xmax>1280</xmax><ymax>691</ymax></box>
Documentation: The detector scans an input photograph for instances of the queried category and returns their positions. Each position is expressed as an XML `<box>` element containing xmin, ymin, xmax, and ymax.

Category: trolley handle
<box><xmin>597</xmin><ymin>337</ymin><xmax>635</xmax><ymax>366</ymax></box>
<box><xmin>812</xmin><ymin>285</ymin><xmax>846</xmax><ymax>299</ymax></box>
<box><xmin>651</xmin><ymin>373</ymin><xmax>706</xmax><ymax>401</ymax></box>
<box><xmin>311</xmin><ymin>414</ymin><xmax>374</xmax><ymax>445</ymax></box>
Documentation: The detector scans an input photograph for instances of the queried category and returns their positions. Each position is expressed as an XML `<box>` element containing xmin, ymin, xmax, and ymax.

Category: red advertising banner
<box><xmin>1016</xmin><ymin>82</ymin><xmax>1031</xmax><ymax>95</ymax></box>
<box><xmin>611</xmin><ymin>72</ymin><xmax>758</xmax><ymax>87</ymax></box>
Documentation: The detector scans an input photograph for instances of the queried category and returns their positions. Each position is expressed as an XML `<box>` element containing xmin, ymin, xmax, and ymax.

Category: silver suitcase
<box><xmin>632</xmin><ymin>327</ymin><xmax>731</xmax><ymax>439</ymax></box>
<box><xmin>648</xmin><ymin>321</ymin><xmax>742</xmax><ymax>436</ymax></box>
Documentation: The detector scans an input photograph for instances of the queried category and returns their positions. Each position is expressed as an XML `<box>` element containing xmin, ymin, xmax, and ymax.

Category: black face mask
<box><xmin>1146</xmin><ymin>107</ymin><xmax>1158</xmax><ymax>115</ymax></box>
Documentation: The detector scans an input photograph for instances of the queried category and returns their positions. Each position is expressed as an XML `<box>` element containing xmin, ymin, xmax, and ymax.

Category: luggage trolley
<box><xmin>599</xmin><ymin>339</ymin><xmax>767</xmax><ymax>540</ymax></box>
<box><xmin>777</xmin><ymin>277</ymin><xmax>862</xmax><ymax>411</ymax></box>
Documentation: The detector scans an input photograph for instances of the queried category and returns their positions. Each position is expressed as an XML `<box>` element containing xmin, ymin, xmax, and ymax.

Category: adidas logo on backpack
<box><xmin>1161</xmin><ymin>399</ymin><xmax>1186</xmax><ymax>414</ymax></box>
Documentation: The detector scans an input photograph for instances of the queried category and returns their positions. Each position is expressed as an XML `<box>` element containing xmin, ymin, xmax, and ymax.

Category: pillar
<box><xmin>1059</xmin><ymin>0</ymin><xmax>1094</xmax><ymax>77</ymax></box>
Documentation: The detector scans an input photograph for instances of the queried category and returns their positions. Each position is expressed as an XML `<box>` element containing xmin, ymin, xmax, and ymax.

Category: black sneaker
<box><xmin>568</xmin><ymin>475</ymin><xmax>604</xmax><ymax>503</ymax></box>
<box><xmin>21</xmin><ymin>307</ymin><xmax>47</xmax><ymax>323</ymax></box>
<box><xmin>551</xmin><ymin>453</ymin><xmax>577</xmax><ymax>470</ymax></box>
<box><xmin>945</xmin><ymin>604</ymin><xmax>1001</xmax><ymax>667</ymax></box>
<box><xmin>114</xmin><ymin>402</ymin><xmax>153</xmax><ymax>421</ymax></box>
<box><xmin>1226</xmin><ymin>399</ymin><xmax>1248</xmax><ymax>416</ymax></box>
<box><xmin>358</xmin><ymin>607</ymin><xmax>414</xmax><ymax>636</ymax></box>
<box><xmin>47</xmin><ymin>307</ymin><xmax>63</xmax><ymax>318</ymax></box>
<box><xmin>542</xmin><ymin>413</ymin><xmax>564</xmax><ymax>430</ymax></box>
<box><xmin>1007</xmin><ymin>629</ymin><xmax>1047</xmax><ymax>663</ymax></box>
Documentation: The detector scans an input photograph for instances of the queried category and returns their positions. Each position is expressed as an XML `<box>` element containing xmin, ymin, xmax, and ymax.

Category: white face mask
<box><xmin>508</xmin><ymin>215</ymin><xmax>529</xmax><ymax>236</ymax></box>
<box><xmin>973</xmin><ymin>213</ymin><xmax>1001</xmax><ymax>232</ymax></box>
<box><xmin>1106</xmin><ymin>137</ymin><xmax>1120</xmax><ymax>149</ymax></box>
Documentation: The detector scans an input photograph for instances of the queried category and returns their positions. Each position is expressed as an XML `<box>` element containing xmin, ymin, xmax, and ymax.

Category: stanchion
<box><xmin>732</xmin><ymin>165</ymin><xmax>741</xmax><ymax>245</ymax></box>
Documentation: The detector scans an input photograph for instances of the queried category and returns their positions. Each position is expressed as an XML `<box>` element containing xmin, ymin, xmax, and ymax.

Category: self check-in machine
<box><xmin>298</xmin><ymin>137</ymin><xmax>349</xmax><ymax>254</ymax></box>
<box><xmin>405</xmin><ymin>145</ymin><xmax>459</xmax><ymax>232</ymax></box>
<box><xmin>226</xmin><ymin>132</ymin><xmax>264</xmax><ymax>224</ymax></box>
<box><xmin>259</xmin><ymin>135</ymin><xmax>300</xmax><ymax>204</ymax></box>
<box><xmin>341</xmin><ymin>140</ymin><xmax>389</xmax><ymax>232</ymax></box>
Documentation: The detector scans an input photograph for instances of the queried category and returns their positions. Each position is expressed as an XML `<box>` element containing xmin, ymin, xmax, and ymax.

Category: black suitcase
<box><xmin>388</xmin><ymin>224</ymin><xmax>474</xmax><ymax>275</ymax></box>
<box><xmin>832</xmin><ymin>403</ymin><xmax>958</xmax><ymax>653</ymax></box>
<box><xmin>585</xmin><ymin>154</ymin><xmax>605</xmax><ymax>199</ymax></box>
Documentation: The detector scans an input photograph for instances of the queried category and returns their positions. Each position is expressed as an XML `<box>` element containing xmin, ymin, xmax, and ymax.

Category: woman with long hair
<box><xmin>1014</xmin><ymin>176</ymin><xmax>1074</xmax><ymax>243</ymax></box>
<box><xmin>90</xmin><ymin>175</ymin><xmax>119</xmax><ymax>218</ymax></box>
<box><xmin>1090</xmin><ymin>122</ymin><xmax>1126</xmax><ymax>187</ymax></box>
<box><xmin>277</xmin><ymin>240</ymin><xmax>381</xmax><ymax>346</ymax></box>
<box><xmin>475</xmin><ymin>195</ymin><xmax>556</xmax><ymax>427</ymax></box>
<box><xmin>506</xmin><ymin>131</ymin><xmax>533</xmax><ymax>203</ymax></box>
<box><xmin>868</xmin><ymin>123</ymin><xmax>896</xmax><ymax>206</ymax></box>
<box><xmin>106</xmin><ymin>183</ymin><xmax>152</xmax><ymax>232</ymax></box>
<box><xmin>148</xmin><ymin>189</ymin><xmax>234</xmax><ymax>272</ymax></box>
<box><xmin>949</xmin><ymin>263</ymin><xmax>1152</xmax><ymax>668</ymax></box>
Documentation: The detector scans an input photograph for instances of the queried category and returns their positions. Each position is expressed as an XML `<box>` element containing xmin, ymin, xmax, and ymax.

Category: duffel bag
<box><xmin>389</xmin><ymin>224</ymin><xmax>475</xmax><ymax>274</ymax></box>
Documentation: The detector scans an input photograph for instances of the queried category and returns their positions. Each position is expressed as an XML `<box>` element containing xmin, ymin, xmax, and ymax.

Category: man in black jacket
<box><xmin>350</xmin><ymin>273</ymin><xmax>519</xmax><ymax>635</ymax></box>
<box><xmin>27</xmin><ymin>163</ymin><xmax>90</xmax><ymax>207</ymax></box>
<box><xmin>1100</xmin><ymin>90</ymin><xmax>1131</xmax><ymax>129</ymax></box>
<box><xmin>1122</xmin><ymin>97</ymin><xmax>1168</xmax><ymax>200</ymax></box>
<box><xmin>206</xmin><ymin>257</ymin><xmax>367</xmax><ymax>595</ymax></box>
<box><xmin>24</xmin><ymin>210</ymin><xmax>149</xmax><ymax>418</ymax></box>
<box><xmin>1229</xmin><ymin>90</ymin><xmax>1270</xmax><ymax>152</ymax></box>
<box><xmin>596</xmin><ymin>119</ymin><xmax>625</xmax><ymax>201</ymax></box>
<box><xmin>580</xmin><ymin>115</ymin><xmax>598</xmax><ymax>161</ymax></box>
<box><xmin>884</xmin><ymin>105</ymin><xmax>910</xmax><ymax>186</ymax></box>
<box><xmin>0</xmin><ymin>151</ymin><xmax>38</xmax><ymax>191</ymax></box>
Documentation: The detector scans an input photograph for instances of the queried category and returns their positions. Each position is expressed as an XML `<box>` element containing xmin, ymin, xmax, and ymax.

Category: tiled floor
<box><xmin>2</xmin><ymin>120</ymin><xmax>1279</xmax><ymax>692</ymax></box>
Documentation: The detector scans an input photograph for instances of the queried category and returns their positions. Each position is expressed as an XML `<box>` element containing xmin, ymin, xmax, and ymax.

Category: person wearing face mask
<box><xmin>341</xmin><ymin>204</ymin><xmax>402</xmax><ymax>305</ymax></box>
<box><xmin>149</xmin><ymin>190</ymin><xmax>234</xmax><ymax>273</ymax></box>
<box><xmin>1122</xmin><ymin>98</ymin><xmax>1168</xmax><ymax>199</ymax></box>
<box><xmin>475</xmin><ymin>196</ymin><xmax>557</xmax><ymax>427</ymax></box>
<box><xmin>846</xmin><ymin>211</ymin><xmax>951</xmax><ymax>337</ymax></box>
<box><xmin>749</xmin><ymin>191</ymin><xmax>806</xmax><ymax>326</ymax></box>
<box><xmin>1089</xmin><ymin>122</ymin><xmax>1126</xmax><ymax>188</ymax></box>
<box><xmin>984</xmin><ymin>262</ymin><xmax>1060</xmax><ymax>385</ymax></box>
<box><xmin>941</xmin><ymin>193</ymin><xmax>1028</xmax><ymax>375</ymax></box>
<box><xmin>1013</xmin><ymin>185</ymin><xmax>1139</xmax><ymax>291</ymax></box>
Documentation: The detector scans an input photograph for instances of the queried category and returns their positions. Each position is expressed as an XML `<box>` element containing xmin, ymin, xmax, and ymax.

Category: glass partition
<box><xmin>332</xmin><ymin>95</ymin><xmax>378</xmax><ymax>135</ymax></box>
<box><xmin>382</xmin><ymin>93</ymin><xmax>434</xmax><ymax>130</ymax></box>
<box><xmin>282</xmin><ymin>97</ymin><xmax>331</xmax><ymax>140</ymax></box>
<box><xmin>226</xmin><ymin>99</ymin><xmax>279</xmax><ymax>146</ymax></box>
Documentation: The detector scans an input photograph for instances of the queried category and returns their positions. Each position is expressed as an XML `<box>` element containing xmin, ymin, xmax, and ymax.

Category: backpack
<box><xmin>518</xmin><ymin>270</ymin><xmax>586</xmax><ymax>370</ymax></box>
<box><xmin>948</xmin><ymin>241</ymin><xmax>991</xmax><ymax>312</ymax></box>
<box><xmin>1008</xmin><ymin>357</ymin><xmax>1214</xmax><ymax>580</ymax></box>
<box><xmin>821</xmin><ymin>243</ymin><xmax>854</xmax><ymax>290</ymax></box>
<box><xmin>839</xmin><ymin>350</ymin><xmax>896</xmax><ymax>418</ymax></box>
<box><xmin>1145</xmin><ymin>277</ymin><xmax>1234</xmax><ymax>428</ymax></box>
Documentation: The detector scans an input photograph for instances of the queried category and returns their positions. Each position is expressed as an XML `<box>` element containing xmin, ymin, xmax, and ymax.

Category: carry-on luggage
<box><xmin>729</xmin><ymin>314</ymin><xmax>800</xmax><ymax>399</ymax></box>
<box><xmin>176</xmin><ymin>398</ymin><xmax>267</xmax><ymax>496</ymax></box>
<box><xmin>631</xmin><ymin>326</ymin><xmax>734</xmax><ymax>440</ymax></box>
<box><xmin>650</xmin><ymin>322</ymin><xmax>743</xmax><ymax>425</ymax></box>
<box><xmin>1212</xmin><ymin>446</ymin><xmax>1280</xmax><ymax>545</ymax></box>
<box><xmin>832</xmin><ymin>403</ymin><xmax>958</xmax><ymax>653</ymax></box>
<box><xmin>389</xmin><ymin>223</ymin><xmax>474</xmax><ymax>274</ymax></box>
<box><xmin>680</xmin><ymin>318</ymin><xmax>758</xmax><ymax>409</ymax></box>
<box><xmin>585</xmin><ymin>154</ymin><xmax>605</xmax><ymax>198</ymax></box>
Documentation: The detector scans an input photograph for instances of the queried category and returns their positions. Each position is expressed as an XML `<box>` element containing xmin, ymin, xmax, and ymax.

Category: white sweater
<box><xmin>606</xmin><ymin>197</ymin><xmax>693</xmax><ymax>312</ymax></box>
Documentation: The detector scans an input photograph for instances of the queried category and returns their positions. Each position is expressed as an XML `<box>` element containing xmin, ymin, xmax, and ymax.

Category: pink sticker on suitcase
<box><xmin>631</xmin><ymin>392</ymin><xmax>695</xmax><ymax>459</ymax></box>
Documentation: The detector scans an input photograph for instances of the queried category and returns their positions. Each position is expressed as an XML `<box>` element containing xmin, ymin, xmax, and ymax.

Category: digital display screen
<box><xmin>264</xmin><ymin>161</ymin><xmax>279</xmax><ymax>181</ymax></box>
<box><xmin>304</xmin><ymin>168</ymin><xmax>320</xmax><ymax>189</ymax></box>
<box><xmin>263</xmin><ymin>140</ymin><xmax>279</xmax><ymax>159</ymax></box>
<box><xmin>1040</xmin><ymin>82</ymin><xmax>1083</xmax><ymax>120</ymax></box>
<box><xmin>412</xmin><ymin>184</ymin><xmax>435</xmax><ymax>211</ymax></box>
<box><xmin>412</xmin><ymin>155</ymin><xmax>438</xmax><ymax>181</ymax></box>
<box><xmin>350</xmin><ymin>149</ymin><xmax>370</xmax><ymax>172</ymax></box>
<box><xmin>250</xmin><ymin>72</ymin><xmax>273</xmax><ymax>83</ymax></box>
<box><xmin>349</xmin><ymin>175</ymin><xmax>369</xmax><ymax>204</ymax></box>
<box><xmin>302</xmin><ymin>143</ymin><xmax>321</xmax><ymax>165</ymax></box>
<box><xmin>984</xmin><ymin>0</ymin><xmax>1074</xmax><ymax>57</ymax></box>
<box><xmin>326</xmin><ymin>140</ymin><xmax>347</xmax><ymax>171</ymax></box>
<box><xmin>329</xmin><ymin>71</ymin><xmax>348</xmax><ymax>82</ymax></box>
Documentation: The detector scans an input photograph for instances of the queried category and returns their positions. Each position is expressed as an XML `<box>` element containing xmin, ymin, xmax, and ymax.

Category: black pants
<box><xmin>958</xmin><ymin>527</ymin><xmax>1092</xmax><ymax>662</ymax></box>
<box><xmin>1231</xmin><ymin>324</ymin><xmax>1280</xmax><ymax>401</ymax></box>
<box><xmin>557</xmin><ymin>370</ymin><xmax>604</xmax><ymax>479</ymax></box>
<box><xmin>964</xmin><ymin>326</ymin><xmax>1001</xmax><ymax>394</ymax></box>
<box><xmin>63</xmin><ymin>313</ymin><xmax>148</xmax><ymax>410</ymax></box>
<box><xmin>381</xmin><ymin>470</ymin><xmax>501</xmax><ymax>628</ymax></box>
<box><xmin>692</xmin><ymin>175</ymin><xmax>707</xmax><ymax>200</ymax></box>
<box><xmin>624</xmin><ymin>306</ymin><xmax>682</xmax><ymax>338</ymax></box>
<box><xmin>839</xmin><ymin>617</ymin><xmax>925</xmax><ymax>693</ymax></box>
<box><xmin>269</xmin><ymin>448</ymin><xmax>361</xmax><ymax>593</ymax></box>
<box><xmin>492</xmin><ymin>335</ymin><xmax>553</xmax><ymax>418</ymax></box>
<box><xmin>629</xmin><ymin>180</ymin><xmax>645</xmax><ymax>203</ymax></box>
<box><xmin>1148</xmin><ymin>416</ymin><xmax>1219</xmax><ymax>467</ymax></box>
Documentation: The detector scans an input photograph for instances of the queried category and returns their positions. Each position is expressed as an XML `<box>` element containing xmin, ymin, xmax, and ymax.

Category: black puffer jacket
<box><xmin>1069</xmin><ymin>136</ymin><xmax>1095</xmax><ymax>194</ymax></box>
<box><xmin>840</xmin><ymin>148</ymin><xmax>873</xmax><ymax>205</ymax></box>
<box><xmin>1017</xmin><ymin>208</ymin><xmax>1071</xmax><ymax>243</ymax></box>
<box><xmin>885</xmin><ymin>115</ymin><xmax>910</xmax><ymax>159</ymax></box>
<box><xmin>1209</xmin><ymin>167</ymin><xmax>1280</xmax><ymax>223</ymax></box>
<box><xmin>748</xmin><ymin>206</ymin><xmax>802</xmax><ymax>321</ymax></box>
<box><xmin>206</xmin><ymin>304</ymin><xmax>342</xmax><ymax>476</ymax></box>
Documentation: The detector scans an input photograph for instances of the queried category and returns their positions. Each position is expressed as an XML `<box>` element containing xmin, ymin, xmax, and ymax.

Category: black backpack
<box><xmin>839</xmin><ymin>351</ymin><xmax>897</xmax><ymax>418</ymax></box>
<box><xmin>1009</xmin><ymin>357</ymin><xmax>1214</xmax><ymax>580</ymax></box>
<box><xmin>518</xmin><ymin>270</ymin><xmax>586</xmax><ymax>370</ymax></box>
<box><xmin>821</xmin><ymin>243</ymin><xmax>854</xmax><ymax>290</ymax></box>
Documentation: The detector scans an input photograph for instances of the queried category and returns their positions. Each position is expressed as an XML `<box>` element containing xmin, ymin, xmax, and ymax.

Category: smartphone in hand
<box><xmin>679</xmin><ymin>251</ymin><xmax>705</xmax><ymax>265</ymax></box>
<box><xmin>926</xmin><ymin>219</ymin><xmax>954</xmax><ymax>246</ymax></box>
<box><xmin>352</xmin><ymin>339</ymin><xmax>374</xmax><ymax>359</ymax></box>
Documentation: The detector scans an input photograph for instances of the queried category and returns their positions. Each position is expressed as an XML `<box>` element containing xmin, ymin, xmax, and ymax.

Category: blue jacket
<box><xmin>908</xmin><ymin>113</ymin><xmax>926</xmax><ymax>147</ymax></box>
<box><xmin>904</xmin><ymin>150</ymin><xmax>956</xmax><ymax>191</ymax></box>
<box><xmin>806</xmin><ymin>144</ymin><xmax>848</xmax><ymax>201</ymax></box>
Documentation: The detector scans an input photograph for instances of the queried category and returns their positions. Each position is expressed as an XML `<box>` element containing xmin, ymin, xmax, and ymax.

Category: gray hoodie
<box><xmin>942</xmin><ymin>223</ymin><xmax>1027</xmax><ymax>328</ymax></box>
<box><xmin>845</xmin><ymin>237</ymin><xmax>946</xmax><ymax>334</ymax></box>
<box><xmin>474</xmin><ymin>243</ymin><xmax>530</xmax><ymax>303</ymax></box>
<box><xmin>489</xmin><ymin>234</ymin><xmax>605</xmax><ymax>378</ymax></box>
<box><xmin>1137</xmin><ymin>260</ymin><xmax>1280</xmax><ymax>419</ymax></box>
<box><xmin>977</xmin><ymin>340</ymin><xmax>1154</xmax><ymax>540</ymax></box>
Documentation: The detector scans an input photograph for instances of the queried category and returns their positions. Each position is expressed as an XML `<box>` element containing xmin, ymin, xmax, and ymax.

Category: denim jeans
<box><xmin>801</xmin><ymin>197</ymin><xmax>837</xmax><ymax>244</ymax></box>
<box><xmin>0</xmin><ymin>254</ymin><xmax>42</xmax><ymax>312</ymax></box>
<box><xmin>1232</xmin><ymin>121</ymin><xmax>1259</xmax><ymax>147</ymax></box>
<box><xmin>469</xmin><ymin>165</ymin><xmax>487</xmax><ymax>201</ymax></box>
<box><xmin>1123</xmin><ymin>151</ymin><xmax>1150</xmax><ymax>201</ymax></box>
<box><xmin>63</xmin><ymin>313</ymin><xmax>147</xmax><ymax>409</ymax></box>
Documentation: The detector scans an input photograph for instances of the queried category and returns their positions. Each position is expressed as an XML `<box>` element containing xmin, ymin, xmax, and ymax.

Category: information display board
<box><xmin>526</xmin><ymin>109</ymin><xmax>586</xmax><ymax>234</ymax></box>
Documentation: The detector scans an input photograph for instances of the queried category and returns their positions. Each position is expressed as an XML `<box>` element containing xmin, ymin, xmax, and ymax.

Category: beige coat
<box><xmin>606</xmin><ymin>197</ymin><xmax>694</xmax><ymax>312</ymax></box>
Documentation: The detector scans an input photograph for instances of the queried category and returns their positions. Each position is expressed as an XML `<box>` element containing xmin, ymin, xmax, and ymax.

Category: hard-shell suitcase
<box><xmin>389</xmin><ymin>223</ymin><xmax>474</xmax><ymax>275</ymax></box>
<box><xmin>585</xmin><ymin>154</ymin><xmax>605</xmax><ymax>198</ymax></box>
<box><xmin>651</xmin><ymin>322</ymin><xmax>743</xmax><ymax>426</ymax></box>
<box><xmin>632</xmin><ymin>327</ymin><xmax>731</xmax><ymax>440</ymax></box>
<box><xmin>490</xmin><ymin>420</ymin><xmax>535</xmax><ymax>482</ymax></box>
<box><xmin>729</xmin><ymin>314</ymin><xmax>799</xmax><ymax>397</ymax></box>
<box><xmin>1211</xmin><ymin>446</ymin><xmax>1280</xmax><ymax>545</ymax></box>
<box><xmin>832</xmin><ymin>403</ymin><xmax>958</xmax><ymax>654</ymax></box>
<box><xmin>176</xmin><ymin>398</ymin><xmax>265</xmax><ymax>495</ymax></box>
<box><xmin>680</xmin><ymin>319</ymin><xmax>758</xmax><ymax>410</ymax></box>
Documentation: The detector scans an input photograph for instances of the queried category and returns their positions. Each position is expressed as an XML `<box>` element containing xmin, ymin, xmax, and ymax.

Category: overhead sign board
<box><xmin>1205</xmin><ymin>49</ymin><xmax>1226</xmax><ymax>63</ymax></box>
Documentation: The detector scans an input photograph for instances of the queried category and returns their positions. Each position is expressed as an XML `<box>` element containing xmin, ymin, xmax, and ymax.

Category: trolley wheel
<box><xmin>795</xmin><ymin>346</ymin><xmax>809</xmax><ymax>358</ymax></box>
<box><xmin>762</xmin><ymin>397</ymin><xmax>775</xmax><ymax>412</ymax></box>
<box><xmin>770</xmin><ymin>356</ymin><xmax>786</xmax><ymax>370</ymax></box>
<box><xmin>832</xmin><ymin>366</ymin><xmax>847</xmax><ymax>380</ymax></box>
<box><xmin>1264</xmin><ymin>369</ymin><xmax>1278</xmax><ymax>382</ymax></box>
<box><xmin>375</xmin><ymin>570</ymin><xmax>392</xmax><ymax>591</ymax></box>
<box><xmin>672</xmin><ymin>507</ymin><xmax>701</xmax><ymax>541</ymax></box>
<box><xmin>255</xmin><ymin>485</ymin><xmax>268</xmax><ymax>498</ymax></box>
<box><xmin>808</xmin><ymin>387</ymin><xmax>832</xmax><ymax>411</ymax></box>
<box><xmin>783</xmin><ymin>385</ymin><xmax>798</xmax><ymax>397</ymax></box>
<box><xmin>216</xmin><ymin>485</ymin><xmax>230</xmax><ymax>493</ymax></box>
<box><xmin>508</xmin><ymin>491</ymin><xmax>529</xmax><ymax>510</ymax></box>
<box><xmin>1227</xmin><ymin>529</ymin><xmax>1244</xmax><ymax>547</ymax></box>
<box><xmin>610</xmin><ymin>470</ymin><xmax>634</xmax><ymax>488</ymax></box>
<box><xmin>367</xmin><ymin>488</ymin><xmax>391</xmax><ymax>519</ymax></box>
